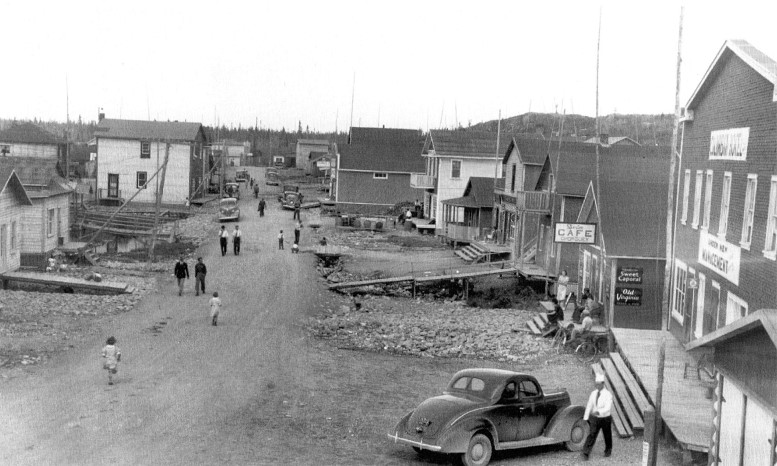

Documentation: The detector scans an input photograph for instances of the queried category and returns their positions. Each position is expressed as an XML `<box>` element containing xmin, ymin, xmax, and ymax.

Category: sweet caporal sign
<box><xmin>554</xmin><ymin>223</ymin><xmax>597</xmax><ymax>244</ymax></box>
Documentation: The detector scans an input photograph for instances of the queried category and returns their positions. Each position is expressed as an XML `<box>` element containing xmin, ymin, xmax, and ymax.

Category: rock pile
<box><xmin>306</xmin><ymin>295</ymin><xmax>549</xmax><ymax>363</ymax></box>
<box><xmin>177</xmin><ymin>210</ymin><xmax>219</xmax><ymax>246</ymax></box>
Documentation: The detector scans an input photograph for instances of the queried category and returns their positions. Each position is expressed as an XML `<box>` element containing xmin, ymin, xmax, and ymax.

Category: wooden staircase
<box><xmin>454</xmin><ymin>242</ymin><xmax>490</xmax><ymax>263</ymax></box>
<box><xmin>591</xmin><ymin>352</ymin><xmax>654</xmax><ymax>438</ymax></box>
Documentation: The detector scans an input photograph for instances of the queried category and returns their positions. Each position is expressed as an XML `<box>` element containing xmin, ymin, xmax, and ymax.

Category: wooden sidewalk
<box><xmin>612</xmin><ymin>328</ymin><xmax>712</xmax><ymax>452</ymax></box>
<box><xmin>1</xmin><ymin>271</ymin><xmax>133</xmax><ymax>294</ymax></box>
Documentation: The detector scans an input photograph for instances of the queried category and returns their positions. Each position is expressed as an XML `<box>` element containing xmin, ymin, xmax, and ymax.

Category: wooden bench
<box><xmin>592</xmin><ymin>362</ymin><xmax>634</xmax><ymax>438</ymax></box>
<box><xmin>601</xmin><ymin>357</ymin><xmax>644</xmax><ymax>431</ymax></box>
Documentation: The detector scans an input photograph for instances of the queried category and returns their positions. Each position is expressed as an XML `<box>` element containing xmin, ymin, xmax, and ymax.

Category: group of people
<box><xmin>219</xmin><ymin>225</ymin><xmax>242</xmax><ymax>256</ymax></box>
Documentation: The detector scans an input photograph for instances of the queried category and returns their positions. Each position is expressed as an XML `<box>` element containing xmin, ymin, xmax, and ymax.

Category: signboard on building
<box><xmin>698</xmin><ymin>230</ymin><xmax>740</xmax><ymax>286</ymax></box>
<box><xmin>316</xmin><ymin>160</ymin><xmax>331</xmax><ymax>169</ymax></box>
<box><xmin>554</xmin><ymin>223</ymin><xmax>597</xmax><ymax>244</ymax></box>
<box><xmin>615</xmin><ymin>287</ymin><xmax>642</xmax><ymax>306</ymax></box>
<box><xmin>616</xmin><ymin>266</ymin><xmax>643</xmax><ymax>284</ymax></box>
<box><xmin>709</xmin><ymin>127</ymin><xmax>749</xmax><ymax>160</ymax></box>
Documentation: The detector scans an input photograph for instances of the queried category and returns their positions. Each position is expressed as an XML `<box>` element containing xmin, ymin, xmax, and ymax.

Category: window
<box><xmin>10</xmin><ymin>221</ymin><xmax>16</xmax><ymax>249</ymax></box>
<box><xmin>511</xmin><ymin>164</ymin><xmax>517</xmax><ymax>192</ymax></box>
<box><xmin>718</xmin><ymin>172</ymin><xmax>732</xmax><ymax>237</ymax></box>
<box><xmin>672</xmin><ymin>259</ymin><xmax>687</xmax><ymax>323</ymax></box>
<box><xmin>741</xmin><ymin>174</ymin><xmax>758</xmax><ymax>248</ymax></box>
<box><xmin>451</xmin><ymin>160</ymin><xmax>461</xmax><ymax>179</ymax></box>
<box><xmin>140</xmin><ymin>141</ymin><xmax>151</xmax><ymax>159</ymax></box>
<box><xmin>137</xmin><ymin>171</ymin><xmax>148</xmax><ymax>189</ymax></box>
<box><xmin>47</xmin><ymin>209</ymin><xmax>55</xmax><ymax>237</ymax></box>
<box><xmin>681</xmin><ymin>169</ymin><xmax>691</xmax><ymax>224</ymax></box>
<box><xmin>692</xmin><ymin>170</ymin><xmax>703</xmax><ymax>229</ymax></box>
<box><xmin>518</xmin><ymin>380</ymin><xmax>540</xmax><ymax>398</ymax></box>
<box><xmin>702</xmin><ymin>170</ymin><xmax>713</xmax><ymax>229</ymax></box>
<box><xmin>372</xmin><ymin>173</ymin><xmax>387</xmax><ymax>179</ymax></box>
<box><xmin>0</xmin><ymin>224</ymin><xmax>5</xmax><ymax>261</ymax></box>
<box><xmin>725</xmin><ymin>292</ymin><xmax>748</xmax><ymax>325</ymax></box>
<box><xmin>763</xmin><ymin>176</ymin><xmax>777</xmax><ymax>259</ymax></box>
<box><xmin>0</xmin><ymin>144</ymin><xmax>10</xmax><ymax>156</ymax></box>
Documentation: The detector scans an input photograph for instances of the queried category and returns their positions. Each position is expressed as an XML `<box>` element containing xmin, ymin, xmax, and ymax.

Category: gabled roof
<box><xmin>426</xmin><ymin>130</ymin><xmax>512</xmax><ymax>158</ymax></box>
<box><xmin>26</xmin><ymin>177</ymin><xmax>72</xmax><ymax>198</ymax></box>
<box><xmin>339</xmin><ymin>127</ymin><xmax>425</xmax><ymax>172</ymax></box>
<box><xmin>0</xmin><ymin>168</ymin><xmax>33</xmax><ymax>205</ymax></box>
<box><xmin>94</xmin><ymin>118</ymin><xmax>204</xmax><ymax>142</ymax></box>
<box><xmin>0</xmin><ymin>123</ymin><xmax>61</xmax><ymax>145</ymax></box>
<box><xmin>443</xmin><ymin>176</ymin><xmax>495</xmax><ymax>208</ymax></box>
<box><xmin>577</xmin><ymin>150</ymin><xmax>670</xmax><ymax>257</ymax></box>
<box><xmin>687</xmin><ymin>39</ymin><xmax>777</xmax><ymax>109</ymax></box>
<box><xmin>503</xmin><ymin>137</ymin><xmax>557</xmax><ymax>165</ymax></box>
<box><xmin>584</xmin><ymin>136</ymin><xmax>641</xmax><ymax>146</ymax></box>
<box><xmin>0</xmin><ymin>157</ymin><xmax>65</xmax><ymax>186</ymax></box>
<box><xmin>687</xmin><ymin>309</ymin><xmax>777</xmax><ymax>351</ymax></box>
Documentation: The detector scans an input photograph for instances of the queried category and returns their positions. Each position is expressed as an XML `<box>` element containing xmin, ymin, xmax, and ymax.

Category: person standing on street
<box><xmin>293</xmin><ymin>199</ymin><xmax>301</xmax><ymax>220</ymax></box>
<box><xmin>101</xmin><ymin>336</ymin><xmax>121</xmax><ymax>385</ymax></box>
<box><xmin>194</xmin><ymin>257</ymin><xmax>207</xmax><ymax>296</ymax></box>
<box><xmin>219</xmin><ymin>225</ymin><xmax>229</xmax><ymax>256</ymax></box>
<box><xmin>414</xmin><ymin>199</ymin><xmax>421</xmax><ymax>217</ymax></box>
<box><xmin>253</xmin><ymin>183</ymin><xmax>259</xmax><ymax>199</ymax></box>
<box><xmin>294</xmin><ymin>221</ymin><xmax>302</xmax><ymax>245</ymax></box>
<box><xmin>233</xmin><ymin>225</ymin><xmax>242</xmax><ymax>255</ymax></box>
<box><xmin>174</xmin><ymin>256</ymin><xmax>189</xmax><ymax>297</ymax></box>
<box><xmin>209</xmin><ymin>292</ymin><xmax>222</xmax><ymax>326</ymax></box>
<box><xmin>258</xmin><ymin>197</ymin><xmax>266</xmax><ymax>217</ymax></box>
<box><xmin>581</xmin><ymin>373</ymin><xmax>613</xmax><ymax>461</ymax></box>
<box><xmin>278</xmin><ymin>230</ymin><xmax>284</xmax><ymax>250</ymax></box>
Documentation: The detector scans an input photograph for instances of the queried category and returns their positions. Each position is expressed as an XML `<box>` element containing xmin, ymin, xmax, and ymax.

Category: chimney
<box><xmin>98</xmin><ymin>111</ymin><xmax>105</xmax><ymax>122</ymax></box>
<box><xmin>599</xmin><ymin>133</ymin><xmax>609</xmax><ymax>145</ymax></box>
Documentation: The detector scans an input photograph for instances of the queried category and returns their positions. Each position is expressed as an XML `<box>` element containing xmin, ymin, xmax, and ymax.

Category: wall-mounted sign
<box><xmin>615</xmin><ymin>287</ymin><xmax>642</xmax><ymax>307</ymax></box>
<box><xmin>554</xmin><ymin>223</ymin><xmax>596</xmax><ymax>244</ymax></box>
<box><xmin>709</xmin><ymin>127</ymin><xmax>749</xmax><ymax>161</ymax></box>
<box><xmin>316</xmin><ymin>160</ymin><xmax>331</xmax><ymax>169</ymax></box>
<box><xmin>616</xmin><ymin>266</ymin><xmax>643</xmax><ymax>284</ymax></box>
<box><xmin>698</xmin><ymin>230</ymin><xmax>740</xmax><ymax>286</ymax></box>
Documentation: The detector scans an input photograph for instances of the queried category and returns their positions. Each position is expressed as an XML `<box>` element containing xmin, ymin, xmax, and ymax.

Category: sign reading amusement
<box><xmin>698</xmin><ymin>230</ymin><xmax>740</xmax><ymax>286</ymax></box>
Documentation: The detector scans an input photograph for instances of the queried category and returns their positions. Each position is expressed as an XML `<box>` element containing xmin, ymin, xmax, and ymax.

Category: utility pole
<box><xmin>65</xmin><ymin>75</ymin><xmax>70</xmax><ymax>182</ymax></box>
<box><xmin>649</xmin><ymin>7</ymin><xmax>684</xmax><ymax>466</ymax></box>
<box><xmin>148</xmin><ymin>142</ymin><xmax>170</xmax><ymax>266</ymax></box>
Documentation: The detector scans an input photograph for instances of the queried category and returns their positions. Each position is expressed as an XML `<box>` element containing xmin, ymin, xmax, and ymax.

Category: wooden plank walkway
<box><xmin>612</xmin><ymin>328</ymin><xmax>712</xmax><ymax>452</ymax></box>
<box><xmin>328</xmin><ymin>266</ymin><xmax>517</xmax><ymax>290</ymax></box>
<box><xmin>610</xmin><ymin>352</ymin><xmax>653</xmax><ymax>415</ymax></box>
<box><xmin>0</xmin><ymin>272</ymin><xmax>132</xmax><ymax>294</ymax></box>
<box><xmin>592</xmin><ymin>362</ymin><xmax>633</xmax><ymax>438</ymax></box>
<box><xmin>600</xmin><ymin>357</ymin><xmax>644</xmax><ymax>430</ymax></box>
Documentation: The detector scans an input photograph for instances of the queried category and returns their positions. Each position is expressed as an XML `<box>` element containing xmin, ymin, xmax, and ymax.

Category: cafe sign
<box><xmin>617</xmin><ymin>266</ymin><xmax>643</xmax><ymax>284</ymax></box>
<box><xmin>554</xmin><ymin>223</ymin><xmax>596</xmax><ymax>244</ymax></box>
<box><xmin>698</xmin><ymin>230</ymin><xmax>740</xmax><ymax>286</ymax></box>
<box><xmin>615</xmin><ymin>287</ymin><xmax>642</xmax><ymax>307</ymax></box>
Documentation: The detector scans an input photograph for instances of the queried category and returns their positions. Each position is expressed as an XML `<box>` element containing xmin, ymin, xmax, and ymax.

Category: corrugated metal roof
<box><xmin>339</xmin><ymin>128</ymin><xmax>425</xmax><ymax>172</ymax></box>
<box><xmin>427</xmin><ymin>130</ymin><xmax>512</xmax><ymax>158</ymax></box>
<box><xmin>0</xmin><ymin>123</ymin><xmax>61</xmax><ymax>145</ymax></box>
<box><xmin>94</xmin><ymin>118</ymin><xmax>204</xmax><ymax>142</ymax></box>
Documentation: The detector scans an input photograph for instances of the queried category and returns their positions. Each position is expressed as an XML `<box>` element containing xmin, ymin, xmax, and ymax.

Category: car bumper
<box><xmin>387</xmin><ymin>431</ymin><xmax>442</xmax><ymax>452</ymax></box>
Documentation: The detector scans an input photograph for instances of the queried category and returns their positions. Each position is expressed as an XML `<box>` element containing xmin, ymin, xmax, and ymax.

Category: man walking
<box><xmin>174</xmin><ymin>256</ymin><xmax>189</xmax><ymax>297</ymax></box>
<box><xmin>278</xmin><ymin>230</ymin><xmax>284</xmax><ymax>250</ymax></box>
<box><xmin>258</xmin><ymin>197</ymin><xmax>266</xmax><ymax>217</ymax></box>
<box><xmin>219</xmin><ymin>225</ymin><xmax>229</xmax><ymax>256</ymax></box>
<box><xmin>194</xmin><ymin>257</ymin><xmax>207</xmax><ymax>296</ymax></box>
<box><xmin>293</xmin><ymin>199</ymin><xmax>301</xmax><ymax>220</ymax></box>
<box><xmin>581</xmin><ymin>373</ymin><xmax>613</xmax><ymax>460</ymax></box>
<box><xmin>233</xmin><ymin>225</ymin><xmax>242</xmax><ymax>255</ymax></box>
<box><xmin>294</xmin><ymin>221</ymin><xmax>302</xmax><ymax>245</ymax></box>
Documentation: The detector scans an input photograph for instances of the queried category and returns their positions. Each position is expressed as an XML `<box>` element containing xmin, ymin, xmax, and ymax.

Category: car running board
<box><xmin>495</xmin><ymin>436</ymin><xmax>561</xmax><ymax>451</ymax></box>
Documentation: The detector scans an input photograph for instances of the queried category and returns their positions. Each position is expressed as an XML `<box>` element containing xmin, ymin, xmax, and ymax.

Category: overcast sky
<box><xmin>3</xmin><ymin>1</ymin><xmax>775</xmax><ymax>132</ymax></box>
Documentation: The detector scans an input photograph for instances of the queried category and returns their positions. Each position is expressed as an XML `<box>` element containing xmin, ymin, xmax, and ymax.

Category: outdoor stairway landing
<box><xmin>454</xmin><ymin>242</ymin><xmax>490</xmax><ymax>263</ymax></box>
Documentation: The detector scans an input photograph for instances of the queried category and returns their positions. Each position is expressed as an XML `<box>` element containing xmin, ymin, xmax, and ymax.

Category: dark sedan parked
<box><xmin>388</xmin><ymin>368</ymin><xmax>588</xmax><ymax>466</ymax></box>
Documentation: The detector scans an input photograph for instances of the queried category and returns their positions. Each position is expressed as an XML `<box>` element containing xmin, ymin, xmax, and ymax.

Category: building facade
<box><xmin>0</xmin><ymin>123</ymin><xmax>61</xmax><ymax>159</ymax></box>
<box><xmin>296</xmin><ymin>139</ymin><xmax>330</xmax><ymax>171</ymax></box>
<box><xmin>0</xmin><ymin>169</ymin><xmax>32</xmax><ymax>274</ymax></box>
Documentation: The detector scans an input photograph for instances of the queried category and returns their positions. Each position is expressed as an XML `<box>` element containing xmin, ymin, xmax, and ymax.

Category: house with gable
<box><xmin>440</xmin><ymin>176</ymin><xmax>494</xmax><ymax>245</ymax></box>
<box><xmin>296</xmin><ymin>139</ymin><xmax>331</xmax><ymax>171</ymax></box>
<box><xmin>335</xmin><ymin>127</ymin><xmax>425</xmax><ymax>214</ymax></box>
<box><xmin>669</xmin><ymin>40</ymin><xmax>777</xmax><ymax>463</ymax></box>
<box><xmin>412</xmin><ymin>130</ymin><xmax>510</xmax><ymax>234</ymax></box>
<box><xmin>0</xmin><ymin>167</ymin><xmax>32</xmax><ymax>274</ymax></box>
<box><xmin>584</xmin><ymin>134</ymin><xmax>641</xmax><ymax>146</ymax></box>
<box><xmin>0</xmin><ymin>122</ymin><xmax>62</xmax><ymax>160</ymax></box>
<box><xmin>94</xmin><ymin>118</ymin><xmax>208</xmax><ymax>205</ymax></box>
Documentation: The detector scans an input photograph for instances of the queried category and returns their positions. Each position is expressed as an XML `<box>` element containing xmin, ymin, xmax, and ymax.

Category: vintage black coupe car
<box><xmin>388</xmin><ymin>368</ymin><xmax>588</xmax><ymax>466</ymax></box>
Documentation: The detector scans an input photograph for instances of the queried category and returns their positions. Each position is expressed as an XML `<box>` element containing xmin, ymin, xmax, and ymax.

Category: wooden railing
<box><xmin>97</xmin><ymin>188</ymin><xmax>122</xmax><ymax>200</ymax></box>
<box><xmin>514</xmin><ymin>190</ymin><xmax>554</xmax><ymax>212</ymax></box>
<box><xmin>410</xmin><ymin>173</ymin><xmax>436</xmax><ymax>189</ymax></box>
<box><xmin>445</xmin><ymin>224</ymin><xmax>483</xmax><ymax>242</ymax></box>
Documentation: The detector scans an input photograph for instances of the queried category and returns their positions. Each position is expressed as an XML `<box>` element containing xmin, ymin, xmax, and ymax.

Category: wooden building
<box><xmin>440</xmin><ymin>177</ymin><xmax>494</xmax><ymax>244</ymax></box>
<box><xmin>336</xmin><ymin>127</ymin><xmax>425</xmax><ymax>214</ymax></box>
<box><xmin>295</xmin><ymin>139</ymin><xmax>330</xmax><ymax>171</ymax></box>
<box><xmin>0</xmin><ymin>122</ymin><xmax>62</xmax><ymax>159</ymax></box>
<box><xmin>95</xmin><ymin>118</ymin><xmax>208</xmax><ymax>205</ymax></box>
<box><xmin>0</xmin><ymin>168</ymin><xmax>32</xmax><ymax>274</ymax></box>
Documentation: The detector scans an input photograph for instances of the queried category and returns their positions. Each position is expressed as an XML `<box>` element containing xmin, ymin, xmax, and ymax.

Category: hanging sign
<box><xmin>554</xmin><ymin>223</ymin><xmax>597</xmax><ymax>244</ymax></box>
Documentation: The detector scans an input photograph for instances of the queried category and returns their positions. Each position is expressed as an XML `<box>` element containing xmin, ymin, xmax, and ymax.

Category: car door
<box><xmin>514</xmin><ymin>379</ymin><xmax>548</xmax><ymax>441</ymax></box>
<box><xmin>490</xmin><ymin>379</ymin><xmax>523</xmax><ymax>443</ymax></box>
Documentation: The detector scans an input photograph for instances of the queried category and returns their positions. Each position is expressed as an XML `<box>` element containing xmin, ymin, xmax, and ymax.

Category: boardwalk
<box><xmin>612</xmin><ymin>328</ymin><xmax>713</xmax><ymax>452</ymax></box>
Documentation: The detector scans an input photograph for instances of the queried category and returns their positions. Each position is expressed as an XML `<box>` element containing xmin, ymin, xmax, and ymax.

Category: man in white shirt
<box><xmin>219</xmin><ymin>225</ymin><xmax>229</xmax><ymax>256</ymax></box>
<box><xmin>582</xmin><ymin>373</ymin><xmax>613</xmax><ymax>460</ymax></box>
<box><xmin>233</xmin><ymin>225</ymin><xmax>242</xmax><ymax>255</ymax></box>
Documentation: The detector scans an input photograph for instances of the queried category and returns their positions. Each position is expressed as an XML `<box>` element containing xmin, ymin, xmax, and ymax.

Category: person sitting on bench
<box><xmin>545</xmin><ymin>298</ymin><xmax>565</xmax><ymax>329</ymax></box>
<box><xmin>568</xmin><ymin>310</ymin><xmax>594</xmax><ymax>345</ymax></box>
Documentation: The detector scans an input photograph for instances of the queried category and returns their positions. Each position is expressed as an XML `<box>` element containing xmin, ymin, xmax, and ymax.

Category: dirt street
<box><xmin>0</xmin><ymin>167</ymin><xmax>683</xmax><ymax>465</ymax></box>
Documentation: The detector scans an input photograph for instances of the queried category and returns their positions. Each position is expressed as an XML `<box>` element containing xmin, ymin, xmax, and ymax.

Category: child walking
<box><xmin>209</xmin><ymin>291</ymin><xmax>222</xmax><ymax>326</ymax></box>
<box><xmin>278</xmin><ymin>230</ymin><xmax>284</xmax><ymax>250</ymax></box>
<box><xmin>101</xmin><ymin>336</ymin><xmax>121</xmax><ymax>385</ymax></box>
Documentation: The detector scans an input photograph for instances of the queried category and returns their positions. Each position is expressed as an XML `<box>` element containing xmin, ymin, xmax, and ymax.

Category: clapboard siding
<box><xmin>433</xmin><ymin>157</ymin><xmax>499</xmax><ymax>227</ymax></box>
<box><xmin>97</xmin><ymin>139</ymin><xmax>193</xmax><ymax>204</ymax></box>
<box><xmin>0</xmin><ymin>187</ymin><xmax>23</xmax><ymax>273</ymax></box>
<box><xmin>20</xmin><ymin>194</ymin><xmax>71</xmax><ymax>254</ymax></box>
<box><xmin>2</xmin><ymin>143</ymin><xmax>58</xmax><ymax>159</ymax></box>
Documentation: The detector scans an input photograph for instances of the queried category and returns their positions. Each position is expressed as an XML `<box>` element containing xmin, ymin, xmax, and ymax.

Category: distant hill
<box><xmin>468</xmin><ymin>112</ymin><xmax>674</xmax><ymax>146</ymax></box>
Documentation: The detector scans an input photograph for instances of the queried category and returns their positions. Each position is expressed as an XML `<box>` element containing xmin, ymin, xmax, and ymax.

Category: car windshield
<box><xmin>220</xmin><ymin>200</ymin><xmax>237</xmax><ymax>208</ymax></box>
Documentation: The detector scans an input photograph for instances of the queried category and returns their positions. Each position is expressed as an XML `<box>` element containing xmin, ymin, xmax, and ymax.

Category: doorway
<box><xmin>108</xmin><ymin>174</ymin><xmax>119</xmax><ymax>198</ymax></box>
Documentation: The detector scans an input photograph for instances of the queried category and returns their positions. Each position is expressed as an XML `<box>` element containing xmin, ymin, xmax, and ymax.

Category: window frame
<box><xmin>451</xmin><ymin>159</ymin><xmax>462</xmax><ymax>179</ymax></box>
<box><xmin>763</xmin><ymin>175</ymin><xmax>777</xmax><ymax>260</ymax></box>
<box><xmin>372</xmin><ymin>172</ymin><xmax>388</xmax><ymax>180</ymax></box>
<box><xmin>681</xmin><ymin>169</ymin><xmax>691</xmax><ymax>224</ymax></box>
<box><xmin>672</xmin><ymin>259</ymin><xmax>688</xmax><ymax>323</ymax></box>
<box><xmin>10</xmin><ymin>220</ymin><xmax>16</xmax><ymax>250</ymax></box>
<box><xmin>718</xmin><ymin>171</ymin><xmax>732</xmax><ymax>238</ymax></box>
<box><xmin>136</xmin><ymin>171</ymin><xmax>148</xmax><ymax>189</ymax></box>
<box><xmin>725</xmin><ymin>291</ymin><xmax>748</xmax><ymax>326</ymax></box>
<box><xmin>740</xmin><ymin>174</ymin><xmax>758</xmax><ymax>249</ymax></box>
<box><xmin>140</xmin><ymin>141</ymin><xmax>151</xmax><ymax>159</ymax></box>
<box><xmin>47</xmin><ymin>208</ymin><xmax>55</xmax><ymax>237</ymax></box>
<box><xmin>692</xmin><ymin>170</ymin><xmax>703</xmax><ymax>229</ymax></box>
<box><xmin>702</xmin><ymin>170</ymin><xmax>713</xmax><ymax>230</ymax></box>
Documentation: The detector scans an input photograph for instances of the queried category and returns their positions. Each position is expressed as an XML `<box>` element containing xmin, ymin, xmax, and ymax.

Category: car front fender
<box><xmin>544</xmin><ymin>405</ymin><xmax>585</xmax><ymax>441</ymax></box>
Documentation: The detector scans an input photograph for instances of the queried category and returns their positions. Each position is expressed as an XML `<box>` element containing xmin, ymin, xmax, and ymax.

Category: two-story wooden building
<box><xmin>335</xmin><ymin>127</ymin><xmax>425</xmax><ymax>214</ymax></box>
<box><xmin>296</xmin><ymin>139</ymin><xmax>331</xmax><ymax>171</ymax></box>
<box><xmin>0</xmin><ymin>122</ymin><xmax>62</xmax><ymax>160</ymax></box>
<box><xmin>94</xmin><ymin>118</ymin><xmax>208</xmax><ymax>205</ymax></box>
<box><xmin>669</xmin><ymin>40</ymin><xmax>777</xmax><ymax>464</ymax></box>
<box><xmin>0</xmin><ymin>167</ymin><xmax>32</xmax><ymax>274</ymax></box>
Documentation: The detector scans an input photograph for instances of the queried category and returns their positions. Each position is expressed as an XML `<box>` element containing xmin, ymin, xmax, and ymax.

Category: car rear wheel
<box><xmin>565</xmin><ymin>418</ymin><xmax>589</xmax><ymax>451</ymax></box>
<box><xmin>461</xmin><ymin>433</ymin><xmax>492</xmax><ymax>466</ymax></box>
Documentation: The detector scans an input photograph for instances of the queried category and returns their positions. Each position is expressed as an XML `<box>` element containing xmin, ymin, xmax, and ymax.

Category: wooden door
<box><xmin>108</xmin><ymin>174</ymin><xmax>119</xmax><ymax>198</ymax></box>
